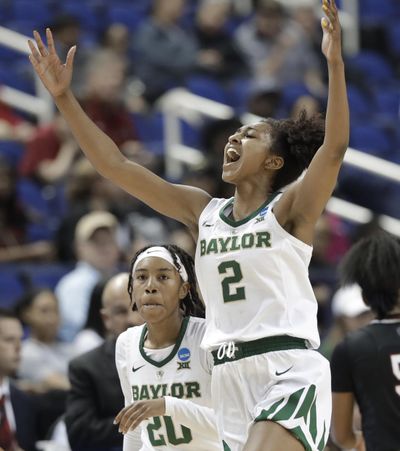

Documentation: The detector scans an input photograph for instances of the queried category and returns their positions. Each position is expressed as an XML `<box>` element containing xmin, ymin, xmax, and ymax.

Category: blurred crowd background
<box><xmin>0</xmin><ymin>0</ymin><xmax>399</xmax><ymax>449</ymax></box>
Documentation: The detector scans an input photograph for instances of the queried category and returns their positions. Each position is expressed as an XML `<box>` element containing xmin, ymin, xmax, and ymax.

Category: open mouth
<box><xmin>226</xmin><ymin>148</ymin><xmax>241</xmax><ymax>164</ymax></box>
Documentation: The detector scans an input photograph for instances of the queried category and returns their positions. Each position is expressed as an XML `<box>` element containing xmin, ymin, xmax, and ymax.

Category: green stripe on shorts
<box><xmin>255</xmin><ymin>384</ymin><xmax>327</xmax><ymax>451</ymax></box>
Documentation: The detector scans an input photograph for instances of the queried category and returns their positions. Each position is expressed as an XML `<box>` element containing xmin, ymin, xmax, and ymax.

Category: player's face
<box><xmin>131</xmin><ymin>257</ymin><xmax>188</xmax><ymax>324</ymax></box>
<box><xmin>222</xmin><ymin>122</ymin><xmax>277</xmax><ymax>184</ymax></box>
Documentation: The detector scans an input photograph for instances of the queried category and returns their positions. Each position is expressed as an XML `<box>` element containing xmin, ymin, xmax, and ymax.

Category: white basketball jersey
<box><xmin>195</xmin><ymin>196</ymin><xmax>320</xmax><ymax>350</ymax></box>
<box><xmin>115</xmin><ymin>317</ymin><xmax>220</xmax><ymax>451</ymax></box>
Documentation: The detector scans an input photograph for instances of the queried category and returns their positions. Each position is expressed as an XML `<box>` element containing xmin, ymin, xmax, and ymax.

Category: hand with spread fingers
<box><xmin>321</xmin><ymin>0</ymin><xmax>343</xmax><ymax>65</ymax></box>
<box><xmin>28</xmin><ymin>28</ymin><xmax>76</xmax><ymax>98</ymax></box>
<box><xmin>114</xmin><ymin>398</ymin><xmax>165</xmax><ymax>435</ymax></box>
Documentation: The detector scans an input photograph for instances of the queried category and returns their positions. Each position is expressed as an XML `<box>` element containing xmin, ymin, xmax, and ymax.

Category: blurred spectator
<box><xmin>71</xmin><ymin>278</ymin><xmax>108</xmax><ymax>357</ymax></box>
<box><xmin>194</xmin><ymin>0</ymin><xmax>247</xmax><ymax>82</ymax></box>
<box><xmin>51</xmin><ymin>14</ymin><xmax>93</xmax><ymax>97</ymax></box>
<box><xmin>0</xmin><ymin>101</ymin><xmax>35</xmax><ymax>142</ymax></box>
<box><xmin>80</xmin><ymin>50</ymin><xmax>140</xmax><ymax>150</ymax></box>
<box><xmin>100</xmin><ymin>24</ymin><xmax>148</xmax><ymax>113</ymax></box>
<box><xmin>15</xmin><ymin>287</ymin><xmax>73</xmax><ymax>441</ymax></box>
<box><xmin>319</xmin><ymin>284</ymin><xmax>373</xmax><ymax>360</ymax></box>
<box><xmin>200</xmin><ymin>117</ymin><xmax>242</xmax><ymax>198</ymax></box>
<box><xmin>56</xmin><ymin>159</ymin><xmax>119</xmax><ymax>261</ymax></box>
<box><xmin>309</xmin><ymin>214</ymin><xmax>340</xmax><ymax>338</ymax></box>
<box><xmin>56</xmin><ymin>158</ymin><xmax>167</xmax><ymax>263</ymax></box>
<box><xmin>100</xmin><ymin>23</ymin><xmax>130</xmax><ymax>60</ymax></box>
<box><xmin>0</xmin><ymin>157</ymin><xmax>54</xmax><ymax>263</ymax></box>
<box><xmin>201</xmin><ymin>117</ymin><xmax>242</xmax><ymax>168</ymax></box>
<box><xmin>65</xmin><ymin>273</ymin><xmax>143</xmax><ymax>451</ymax></box>
<box><xmin>16</xmin><ymin>288</ymin><xmax>72</xmax><ymax>394</ymax></box>
<box><xmin>19</xmin><ymin>113</ymin><xmax>80</xmax><ymax>185</ymax></box>
<box><xmin>0</xmin><ymin>308</ymin><xmax>38</xmax><ymax>451</ymax></box>
<box><xmin>234</xmin><ymin>0</ymin><xmax>323</xmax><ymax>96</ymax></box>
<box><xmin>169</xmin><ymin>226</ymin><xmax>197</xmax><ymax>257</ymax></box>
<box><xmin>247</xmin><ymin>88</ymin><xmax>282</xmax><ymax>118</ymax></box>
<box><xmin>289</xmin><ymin>94</ymin><xmax>321</xmax><ymax>119</ymax></box>
<box><xmin>291</xmin><ymin>2</ymin><xmax>325</xmax><ymax>70</ymax></box>
<box><xmin>133</xmin><ymin>0</ymin><xmax>197</xmax><ymax>103</ymax></box>
<box><xmin>56</xmin><ymin>211</ymin><xmax>121</xmax><ymax>342</ymax></box>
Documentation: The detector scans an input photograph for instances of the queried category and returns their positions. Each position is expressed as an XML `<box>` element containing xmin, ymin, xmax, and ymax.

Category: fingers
<box><xmin>46</xmin><ymin>28</ymin><xmax>56</xmax><ymax>55</ymax></box>
<box><xmin>322</xmin><ymin>0</ymin><xmax>337</xmax><ymax>32</ymax></box>
<box><xmin>114</xmin><ymin>405</ymin><xmax>131</xmax><ymax>424</ymax></box>
<box><xmin>115</xmin><ymin>402</ymin><xmax>153</xmax><ymax>434</ymax></box>
<box><xmin>27</xmin><ymin>39</ymin><xmax>41</xmax><ymax>61</ymax></box>
<box><xmin>65</xmin><ymin>45</ymin><xmax>77</xmax><ymax>71</ymax></box>
<box><xmin>33</xmin><ymin>30</ymin><xmax>48</xmax><ymax>57</ymax></box>
<box><xmin>119</xmin><ymin>405</ymin><xmax>147</xmax><ymax>433</ymax></box>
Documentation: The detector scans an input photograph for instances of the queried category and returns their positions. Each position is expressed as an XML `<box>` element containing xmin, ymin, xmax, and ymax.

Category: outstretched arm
<box><xmin>275</xmin><ymin>0</ymin><xmax>349</xmax><ymax>244</ymax></box>
<box><xmin>28</xmin><ymin>29</ymin><xmax>211</xmax><ymax>230</ymax></box>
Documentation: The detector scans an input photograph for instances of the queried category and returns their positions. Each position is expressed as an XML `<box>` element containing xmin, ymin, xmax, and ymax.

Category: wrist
<box><xmin>159</xmin><ymin>397</ymin><xmax>166</xmax><ymax>416</ymax></box>
<box><xmin>327</xmin><ymin>59</ymin><xmax>344</xmax><ymax>69</ymax></box>
<box><xmin>54</xmin><ymin>89</ymin><xmax>74</xmax><ymax>102</ymax></box>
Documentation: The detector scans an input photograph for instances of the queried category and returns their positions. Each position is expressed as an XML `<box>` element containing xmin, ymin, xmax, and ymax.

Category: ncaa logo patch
<box><xmin>255</xmin><ymin>206</ymin><xmax>268</xmax><ymax>223</ymax></box>
<box><xmin>177</xmin><ymin>347</ymin><xmax>191</xmax><ymax>370</ymax></box>
<box><xmin>178</xmin><ymin>348</ymin><xmax>191</xmax><ymax>361</ymax></box>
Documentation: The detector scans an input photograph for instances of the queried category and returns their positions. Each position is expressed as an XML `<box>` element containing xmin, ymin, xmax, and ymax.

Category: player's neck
<box><xmin>233</xmin><ymin>187</ymin><xmax>274</xmax><ymax>220</ymax></box>
<box><xmin>145</xmin><ymin>312</ymin><xmax>184</xmax><ymax>349</ymax></box>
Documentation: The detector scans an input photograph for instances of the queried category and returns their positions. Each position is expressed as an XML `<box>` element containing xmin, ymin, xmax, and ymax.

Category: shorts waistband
<box><xmin>212</xmin><ymin>335</ymin><xmax>308</xmax><ymax>365</ymax></box>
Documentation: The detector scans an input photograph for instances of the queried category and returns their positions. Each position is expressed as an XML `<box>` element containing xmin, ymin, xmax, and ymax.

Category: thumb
<box><xmin>65</xmin><ymin>45</ymin><xmax>77</xmax><ymax>70</ymax></box>
<box><xmin>321</xmin><ymin>17</ymin><xmax>332</xmax><ymax>32</ymax></box>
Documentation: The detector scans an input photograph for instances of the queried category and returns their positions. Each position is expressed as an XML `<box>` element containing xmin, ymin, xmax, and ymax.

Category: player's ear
<box><xmin>178</xmin><ymin>282</ymin><xmax>190</xmax><ymax>300</ymax></box>
<box><xmin>264</xmin><ymin>155</ymin><xmax>284</xmax><ymax>171</ymax></box>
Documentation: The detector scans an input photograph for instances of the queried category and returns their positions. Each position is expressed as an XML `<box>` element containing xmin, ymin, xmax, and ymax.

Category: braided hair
<box><xmin>339</xmin><ymin>231</ymin><xmax>400</xmax><ymax>319</ymax></box>
<box><xmin>128</xmin><ymin>244</ymin><xmax>205</xmax><ymax>318</ymax></box>
<box><xmin>262</xmin><ymin>110</ymin><xmax>325</xmax><ymax>191</ymax></box>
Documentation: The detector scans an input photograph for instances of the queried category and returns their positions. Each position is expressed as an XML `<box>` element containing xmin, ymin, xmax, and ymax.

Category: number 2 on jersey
<box><xmin>147</xmin><ymin>415</ymin><xmax>192</xmax><ymax>446</ymax></box>
<box><xmin>218</xmin><ymin>260</ymin><xmax>246</xmax><ymax>302</ymax></box>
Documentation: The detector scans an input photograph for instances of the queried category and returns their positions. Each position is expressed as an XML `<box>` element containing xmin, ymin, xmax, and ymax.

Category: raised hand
<box><xmin>114</xmin><ymin>398</ymin><xmax>165</xmax><ymax>434</ymax></box>
<box><xmin>28</xmin><ymin>28</ymin><xmax>76</xmax><ymax>98</ymax></box>
<box><xmin>321</xmin><ymin>0</ymin><xmax>343</xmax><ymax>65</ymax></box>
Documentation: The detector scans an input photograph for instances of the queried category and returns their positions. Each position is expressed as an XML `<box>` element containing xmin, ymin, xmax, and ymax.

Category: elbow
<box><xmin>331</xmin><ymin>428</ymin><xmax>356</xmax><ymax>449</ymax></box>
<box><xmin>336</xmin><ymin>141</ymin><xmax>349</xmax><ymax>159</ymax></box>
<box><xmin>326</xmin><ymin>141</ymin><xmax>349</xmax><ymax>161</ymax></box>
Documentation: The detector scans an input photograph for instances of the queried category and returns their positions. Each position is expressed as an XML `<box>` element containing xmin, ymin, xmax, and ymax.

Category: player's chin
<box><xmin>222</xmin><ymin>170</ymin><xmax>238</xmax><ymax>184</ymax></box>
<box><xmin>140</xmin><ymin>304</ymin><xmax>164</xmax><ymax>320</ymax></box>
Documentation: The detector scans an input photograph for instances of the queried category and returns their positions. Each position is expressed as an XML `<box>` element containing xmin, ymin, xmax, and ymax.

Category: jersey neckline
<box><xmin>219</xmin><ymin>191</ymin><xmax>280</xmax><ymax>227</ymax></box>
<box><xmin>139</xmin><ymin>316</ymin><xmax>190</xmax><ymax>368</ymax></box>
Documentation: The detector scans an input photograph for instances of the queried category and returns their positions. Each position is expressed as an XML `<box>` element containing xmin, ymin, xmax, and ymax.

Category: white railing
<box><xmin>0</xmin><ymin>26</ymin><xmax>53</xmax><ymax>123</ymax></box>
<box><xmin>159</xmin><ymin>88</ymin><xmax>400</xmax><ymax>236</ymax></box>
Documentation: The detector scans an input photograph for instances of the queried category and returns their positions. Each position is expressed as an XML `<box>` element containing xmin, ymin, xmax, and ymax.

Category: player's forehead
<box><xmin>134</xmin><ymin>256</ymin><xmax>176</xmax><ymax>273</ymax></box>
<box><xmin>235</xmin><ymin>122</ymin><xmax>270</xmax><ymax>134</ymax></box>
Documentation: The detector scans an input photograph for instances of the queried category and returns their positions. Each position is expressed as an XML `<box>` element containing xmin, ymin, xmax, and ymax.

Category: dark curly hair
<box><xmin>128</xmin><ymin>244</ymin><xmax>205</xmax><ymax>318</ymax></box>
<box><xmin>339</xmin><ymin>231</ymin><xmax>400</xmax><ymax>319</ymax></box>
<box><xmin>263</xmin><ymin>110</ymin><xmax>325</xmax><ymax>191</ymax></box>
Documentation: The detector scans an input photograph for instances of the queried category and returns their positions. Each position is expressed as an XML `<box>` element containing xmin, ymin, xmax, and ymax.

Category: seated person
<box><xmin>66</xmin><ymin>272</ymin><xmax>143</xmax><ymax>451</ymax></box>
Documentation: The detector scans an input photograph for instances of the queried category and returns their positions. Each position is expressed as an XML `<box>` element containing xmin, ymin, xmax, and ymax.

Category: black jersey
<box><xmin>331</xmin><ymin>320</ymin><xmax>400</xmax><ymax>451</ymax></box>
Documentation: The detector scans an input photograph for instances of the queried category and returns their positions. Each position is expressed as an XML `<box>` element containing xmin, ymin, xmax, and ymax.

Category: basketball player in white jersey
<box><xmin>29</xmin><ymin>1</ymin><xmax>348</xmax><ymax>449</ymax></box>
<box><xmin>114</xmin><ymin>245</ymin><xmax>220</xmax><ymax>450</ymax></box>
